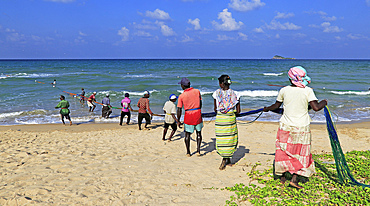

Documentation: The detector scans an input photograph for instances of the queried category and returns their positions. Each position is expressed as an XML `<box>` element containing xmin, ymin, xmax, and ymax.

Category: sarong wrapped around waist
<box><xmin>274</xmin><ymin>122</ymin><xmax>315</xmax><ymax>177</ymax></box>
<box><xmin>215</xmin><ymin>111</ymin><xmax>238</xmax><ymax>158</ymax></box>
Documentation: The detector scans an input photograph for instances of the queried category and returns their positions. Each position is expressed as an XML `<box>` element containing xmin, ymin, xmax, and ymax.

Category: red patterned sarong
<box><xmin>274</xmin><ymin>122</ymin><xmax>315</xmax><ymax>177</ymax></box>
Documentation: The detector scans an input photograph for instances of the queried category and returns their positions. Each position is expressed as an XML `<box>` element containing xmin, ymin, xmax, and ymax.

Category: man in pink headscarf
<box><xmin>263</xmin><ymin>66</ymin><xmax>327</xmax><ymax>189</ymax></box>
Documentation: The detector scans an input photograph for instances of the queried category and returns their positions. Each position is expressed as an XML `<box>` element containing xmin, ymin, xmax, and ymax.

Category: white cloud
<box><xmin>160</xmin><ymin>24</ymin><xmax>176</xmax><ymax>36</ymax></box>
<box><xmin>44</xmin><ymin>0</ymin><xmax>75</xmax><ymax>2</ymax></box>
<box><xmin>79</xmin><ymin>31</ymin><xmax>87</xmax><ymax>36</ymax></box>
<box><xmin>274</xmin><ymin>12</ymin><xmax>294</xmax><ymax>19</ymax></box>
<box><xmin>6</xmin><ymin>32</ymin><xmax>25</xmax><ymax>42</ymax></box>
<box><xmin>238</xmin><ymin>32</ymin><xmax>248</xmax><ymax>40</ymax></box>
<box><xmin>188</xmin><ymin>18</ymin><xmax>201</xmax><ymax>30</ymax></box>
<box><xmin>321</xmin><ymin>15</ymin><xmax>337</xmax><ymax>21</ymax></box>
<box><xmin>135</xmin><ymin>31</ymin><xmax>152</xmax><ymax>37</ymax></box>
<box><xmin>253</xmin><ymin>27</ymin><xmax>264</xmax><ymax>33</ymax></box>
<box><xmin>275</xmin><ymin>34</ymin><xmax>280</xmax><ymax>39</ymax></box>
<box><xmin>321</xmin><ymin>22</ymin><xmax>343</xmax><ymax>33</ymax></box>
<box><xmin>133</xmin><ymin>21</ymin><xmax>158</xmax><ymax>30</ymax></box>
<box><xmin>145</xmin><ymin>9</ymin><xmax>171</xmax><ymax>20</ymax></box>
<box><xmin>217</xmin><ymin>34</ymin><xmax>235</xmax><ymax>41</ymax></box>
<box><xmin>181</xmin><ymin>34</ymin><xmax>194</xmax><ymax>42</ymax></box>
<box><xmin>334</xmin><ymin>36</ymin><xmax>341</xmax><ymax>40</ymax></box>
<box><xmin>31</xmin><ymin>35</ymin><xmax>42</xmax><ymax>41</ymax></box>
<box><xmin>228</xmin><ymin>0</ymin><xmax>265</xmax><ymax>12</ymax></box>
<box><xmin>265</xmin><ymin>20</ymin><xmax>301</xmax><ymax>30</ymax></box>
<box><xmin>118</xmin><ymin>27</ymin><xmax>130</xmax><ymax>41</ymax></box>
<box><xmin>347</xmin><ymin>33</ymin><xmax>368</xmax><ymax>40</ymax></box>
<box><xmin>212</xmin><ymin>9</ymin><xmax>244</xmax><ymax>31</ymax></box>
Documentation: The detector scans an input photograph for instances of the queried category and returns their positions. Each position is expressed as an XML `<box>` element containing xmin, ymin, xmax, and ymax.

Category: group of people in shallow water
<box><xmin>55</xmin><ymin>65</ymin><xmax>327</xmax><ymax>189</ymax></box>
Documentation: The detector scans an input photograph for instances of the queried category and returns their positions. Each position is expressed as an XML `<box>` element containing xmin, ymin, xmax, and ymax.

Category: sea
<box><xmin>0</xmin><ymin>59</ymin><xmax>369</xmax><ymax>125</ymax></box>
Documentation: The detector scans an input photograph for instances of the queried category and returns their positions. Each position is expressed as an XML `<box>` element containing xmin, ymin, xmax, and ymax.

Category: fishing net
<box><xmin>323</xmin><ymin>106</ymin><xmax>370</xmax><ymax>187</ymax></box>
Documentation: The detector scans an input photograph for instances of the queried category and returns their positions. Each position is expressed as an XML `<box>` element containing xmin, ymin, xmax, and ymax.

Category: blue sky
<box><xmin>1</xmin><ymin>0</ymin><xmax>370</xmax><ymax>59</ymax></box>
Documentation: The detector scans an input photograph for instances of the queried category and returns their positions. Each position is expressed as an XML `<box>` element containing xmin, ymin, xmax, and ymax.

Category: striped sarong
<box><xmin>215</xmin><ymin>111</ymin><xmax>238</xmax><ymax>158</ymax></box>
<box><xmin>274</xmin><ymin>122</ymin><xmax>316</xmax><ymax>177</ymax></box>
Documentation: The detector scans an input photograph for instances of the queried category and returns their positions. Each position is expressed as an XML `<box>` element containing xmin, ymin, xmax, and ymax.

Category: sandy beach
<box><xmin>0</xmin><ymin>120</ymin><xmax>369</xmax><ymax>205</ymax></box>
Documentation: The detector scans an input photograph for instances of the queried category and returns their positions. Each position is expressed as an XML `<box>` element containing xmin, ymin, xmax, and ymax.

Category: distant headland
<box><xmin>272</xmin><ymin>55</ymin><xmax>295</xmax><ymax>59</ymax></box>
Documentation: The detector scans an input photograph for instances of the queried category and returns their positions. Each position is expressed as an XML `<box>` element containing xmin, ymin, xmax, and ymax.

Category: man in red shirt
<box><xmin>87</xmin><ymin>91</ymin><xmax>97</xmax><ymax>112</ymax></box>
<box><xmin>177</xmin><ymin>77</ymin><xmax>203</xmax><ymax>157</ymax></box>
<box><xmin>137</xmin><ymin>90</ymin><xmax>153</xmax><ymax>130</ymax></box>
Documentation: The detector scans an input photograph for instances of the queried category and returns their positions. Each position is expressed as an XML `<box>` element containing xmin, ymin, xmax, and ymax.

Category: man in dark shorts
<box><xmin>162</xmin><ymin>94</ymin><xmax>179</xmax><ymax>141</ymax></box>
<box><xmin>101</xmin><ymin>94</ymin><xmax>112</xmax><ymax>118</ymax></box>
<box><xmin>79</xmin><ymin>88</ymin><xmax>86</xmax><ymax>105</ymax></box>
<box><xmin>55</xmin><ymin>95</ymin><xmax>72</xmax><ymax>126</ymax></box>
<box><xmin>137</xmin><ymin>90</ymin><xmax>153</xmax><ymax>130</ymax></box>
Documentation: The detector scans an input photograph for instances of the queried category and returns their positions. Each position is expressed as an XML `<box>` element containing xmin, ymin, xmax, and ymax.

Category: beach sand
<box><xmin>0</xmin><ymin>120</ymin><xmax>369</xmax><ymax>205</ymax></box>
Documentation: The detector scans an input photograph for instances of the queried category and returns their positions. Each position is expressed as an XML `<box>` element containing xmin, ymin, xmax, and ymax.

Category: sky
<box><xmin>1</xmin><ymin>0</ymin><xmax>370</xmax><ymax>59</ymax></box>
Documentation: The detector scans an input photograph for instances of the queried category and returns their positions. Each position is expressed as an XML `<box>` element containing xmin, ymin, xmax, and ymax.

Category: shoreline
<box><xmin>1</xmin><ymin>119</ymin><xmax>370</xmax><ymax>132</ymax></box>
<box><xmin>1</xmin><ymin>120</ymin><xmax>369</xmax><ymax>204</ymax></box>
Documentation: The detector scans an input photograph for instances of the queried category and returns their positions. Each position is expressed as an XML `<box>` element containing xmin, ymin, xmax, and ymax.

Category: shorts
<box><xmin>61</xmin><ymin>113</ymin><xmax>71</xmax><ymax>120</ymax></box>
<box><xmin>164</xmin><ymin>122</ymin><xmax>177</xmax><ymax>131</ymax></box>
<box><xmin>184</xmin><ymin>122</ymin><xmax>203</xmax><ymax>134</ymax></box>
<box><xmin>138</xmin><ymin>113</ymin><xmax>151</xmax><ymax>124</ymax></box>
<box><xmin>87</xmin><ymin>101</ymin><xmax>95</xmax><ymax>107</ymax></box>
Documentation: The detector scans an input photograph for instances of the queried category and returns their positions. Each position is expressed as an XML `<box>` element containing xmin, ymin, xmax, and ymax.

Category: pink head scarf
<box><xmin>287</xmin><ymin>66</ymin><xmax>311</xmax><ymax>88</ymax></box>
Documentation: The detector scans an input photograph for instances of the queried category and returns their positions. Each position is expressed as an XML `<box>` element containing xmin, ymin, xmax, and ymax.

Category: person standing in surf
<box><xmin>79</xmin><ymin>88</ymin><xmax>86</xmax><ymax>105</ymax></box>
<box><xmin>120</xmin><ymin>93</ymin><xmax>133</xmax><ymax>125</ymax></box>
<box><xmin>263</xmin><ymin>66</ymin><xmax>327</xmax><ymax>189</ymax></box>
<box><xmin>213</xmin><ymin>75</ymin><xmax>241</xmax><ymax>170</ymax></box>
<box><xmin>87</xmin><ymin>92</ymin><xmax>97</xmax><ymax>112</ymax></box>
<box><xmin>137</xmin><ymin>90</ymin><xmax>153</xmax><ymax>130</ymax></box>
<box><xmin>177</xmin><ymin>77</ymin><xmax>203</xmax><ymax>157</ymax></box>
<box><xmin>55</xmin><ymin>95</ymin><xmax>72</xmax><ymax>126</ymax></box>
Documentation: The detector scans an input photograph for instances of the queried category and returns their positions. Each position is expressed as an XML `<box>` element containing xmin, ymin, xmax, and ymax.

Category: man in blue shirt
<box><xmin>102</xmin><ymin>94</ymin><xmax>112</xmax><ymax>118</ymax></box>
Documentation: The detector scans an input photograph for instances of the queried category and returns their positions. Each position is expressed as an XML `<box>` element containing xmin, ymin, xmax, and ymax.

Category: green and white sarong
<box><xmin>215</xmin><ymin>111</ymin><xmax>238</xmax><ymax>158</ymax></box>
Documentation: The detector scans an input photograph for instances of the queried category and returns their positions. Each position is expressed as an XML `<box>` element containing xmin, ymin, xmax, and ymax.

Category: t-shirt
<box><xmin>277</xmin><ymin>86</ymin><xmax>318</xmax><ymax>127</ymax></box>
<box><xmin>56</xmin><ymin>100</ymin><xmax>70</xmax><ymax>115</ymax></box>
<box><xmin>121</xmin><ymin>97</ymin><xmax>131</xmax><ymax>112</ymax></box>
<box><xmin>102</xmin><ymin>97</ymin><xmax>110</xmax><ymax>106</ymax></box>
<box><xmin>88</xmin><ymin>94</ymin><xmax>95</xmax><ymax>103</ymax></box>
<box><xmin>177</xmin><ymin>87</ymin><xmax>202</xmax><ymax>125</ymax></box>
<box><xmin>163</xmin><ymin>100</ymin><xmax>176</xmax><ymax>124</ymax></box>
<box><xmin>137</xmin><ymin>97</ymin><xmax>153</xmax><ymax>114</ymax></box>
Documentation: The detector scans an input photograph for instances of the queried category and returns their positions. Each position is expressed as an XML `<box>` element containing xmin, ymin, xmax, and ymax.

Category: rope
<box><xmin>324</xmin><ymin>106</ymin><xmax>370</xmax><ymax>187</ymax></box>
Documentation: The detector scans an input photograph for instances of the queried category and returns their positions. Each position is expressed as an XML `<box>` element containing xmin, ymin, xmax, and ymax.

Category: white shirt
<box><xmin>163</xmin><ymin>100</ymin><xmax>177</xmax><ymax>124</ymax></box>
<box><xmin>277</xmin><ymin>86</ymin><xmax>318</xmax><ymax>127</ymax></box>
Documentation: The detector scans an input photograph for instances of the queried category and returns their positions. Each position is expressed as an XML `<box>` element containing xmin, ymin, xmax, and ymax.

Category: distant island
<box><xmin>272</xmin><ymin>55</ymin><xmax>295</xmax><ymax>59</ymax></box>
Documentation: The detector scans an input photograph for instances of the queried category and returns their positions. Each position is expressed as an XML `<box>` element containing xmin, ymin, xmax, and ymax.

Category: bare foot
<box><xmin>186</xmin><ymin>154</ymin><xmax>191</xmax><ymax>157</ymax></box>
<box><xmin>280</xmin><ymin>176</ymin><xmax>286</xmax><ymax>184</ymax></box>
<box><xmin>289</xmin><ymin>182</ymin><xmax>303</xmax><ymax>189</ymax></box>
<box><xmin>167</xmin><ymin>139</ymin><xmax>171</xmax><ymax>142</ymax></box>
<box><xmin>219</xmin><ymin>160</ymin><xmax>227</xmax><ymax>170</ymax></box>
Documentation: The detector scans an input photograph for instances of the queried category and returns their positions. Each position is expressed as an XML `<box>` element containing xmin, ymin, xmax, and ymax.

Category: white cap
<box><xmin>144</xmin><ymin>90</ymin><xmax>150</xmax><ymax>95</ymax></box>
